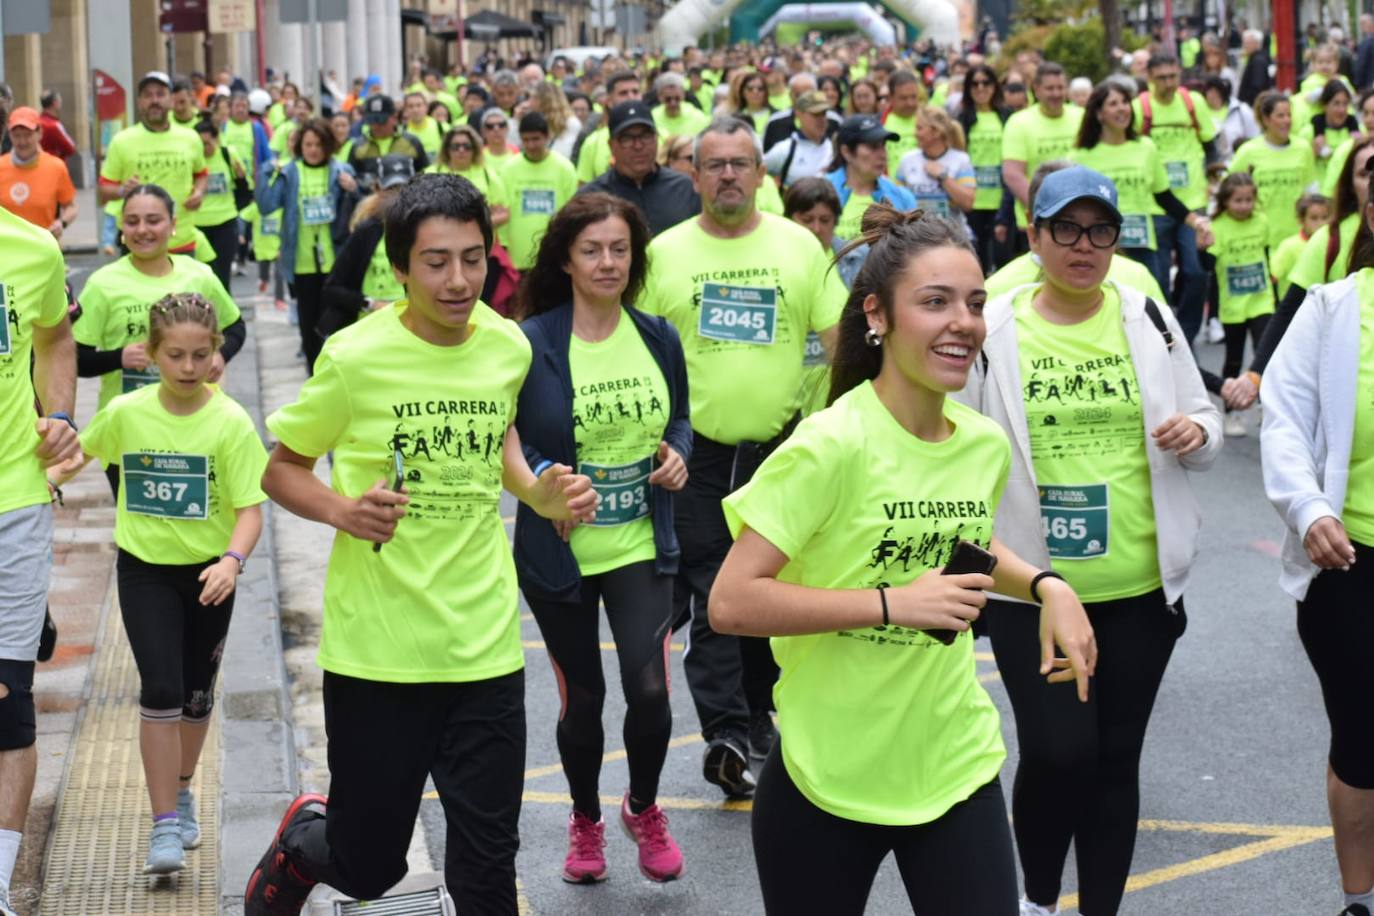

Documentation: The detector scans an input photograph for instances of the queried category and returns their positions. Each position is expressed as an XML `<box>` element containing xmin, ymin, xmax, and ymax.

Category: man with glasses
<box><xmin>578</xmin><ymin>101</ymin><xmax>699</xmax><ymax>236</ymax></box>
<box><xmin>639</xmin><ymin>117</ymin><xmax>847</xmax><ymax>798</ymax></box>
<box><xmin>576</xmin><ymin>71</ymin><xmax>645</xmax><ymax>186</ymax></box>
<box><xmin>347</xmin><ymin>95</ymin><xmax>429</xmax><ymax>193</ymax></box>
<box><xmin>763</xmin><ymin>90</ymin><xmax>834</xmax><ymax>188</ymax></box>
<box><xmin>1133</xmin><ymin>52</ymin><xmax>1219</xmax><ymax>343</ymax></box>
<box><xmin>762</xmin><ymin>72</ymin><xmax>841</xmax><ymax>153</ymax></box>
<box><xmin>651</xmin><ymin>73</ymin><xmax>709</xmax><ymax>138</ymax></box>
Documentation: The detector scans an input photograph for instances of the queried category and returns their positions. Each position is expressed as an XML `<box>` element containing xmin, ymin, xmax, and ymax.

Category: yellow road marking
<box><xmin>978</xmin><ymin>670</ymin><xmax>1002</xmax><ymax>684</ymax></box>
<box><xmin>1057</xmin><ymin>820</ymin><xmax>1331</xmax><ymax>911</ymax></box>
<box><xmin>522</xmin><ymin>639</ymin><xmax>684</xmax><ymax>652</ymax></box>
<box><xmin>975</xmin><ymin>651</ymin><xmax>994</xmax><ymax>661</ymax></box>
<box><xmin>517</xmin><ymin>878</ymin><xmax>532</xmax><ymax>915</ymax></box>
<box><xmin>523</xmin><ymin>789</ymin><xmax>753</xmax><ymax>812</ymax></box>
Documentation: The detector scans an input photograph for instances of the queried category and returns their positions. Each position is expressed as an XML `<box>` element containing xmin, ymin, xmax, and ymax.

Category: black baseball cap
<box><xmin>376</xmin><ymin>154</ymin><xmax>415</xmax><ymax>190</ymax></box>
<box><xmin>363</xmin><ymin>94</ymin><xmax>396</xmax><ymax>124</ymax></box>
<box><xmin>607</xmin><ymin>100</ymin><xmax>655</xmax><ymax>136</ymax></box>
<box><xmin>837</xmin><ymin>114</ymin><xmax>897</xmax><ymax>146</ymax></box>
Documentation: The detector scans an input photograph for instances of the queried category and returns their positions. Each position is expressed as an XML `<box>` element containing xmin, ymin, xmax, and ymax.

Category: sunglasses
<box><xmin>484</xmin><ymin>120</ymin><xmax>507</xmax><ymax>129</ymax></box>
<box><xmin>449</xmin><ymin>143</ymin><xmax>473</xmax><ymax>151</ymax></box>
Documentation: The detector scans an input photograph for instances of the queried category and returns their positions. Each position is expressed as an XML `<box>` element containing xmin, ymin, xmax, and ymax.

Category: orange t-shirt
<box><xmin>0</xmin><ymin>152</ymin><xmax>76</xmax><ymax>229</ymax></box>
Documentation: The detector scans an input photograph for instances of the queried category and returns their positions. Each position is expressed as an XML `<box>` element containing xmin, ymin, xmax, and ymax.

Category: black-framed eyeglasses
<box><xmin>1045</xmin><ymin>219</ymin><xmax>1120</xmax><ymax>249</ymax></box>
<box><xmin>616</xmin><ymin>130</ymin><xmax>657</xmax><ymax>147</ymax></box>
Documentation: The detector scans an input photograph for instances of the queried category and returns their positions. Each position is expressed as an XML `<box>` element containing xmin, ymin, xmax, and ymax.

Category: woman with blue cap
<box><xmin>957</xmin><ymin>165</ymin><xmax>1221</xmax><ymax>916</ymax></box>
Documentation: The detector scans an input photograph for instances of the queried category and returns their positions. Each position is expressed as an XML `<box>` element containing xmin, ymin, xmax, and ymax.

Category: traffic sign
<box><xmin>208</xmin><ymin>0</ymin><xmax>256</xmax><ymax>31</ymax></box>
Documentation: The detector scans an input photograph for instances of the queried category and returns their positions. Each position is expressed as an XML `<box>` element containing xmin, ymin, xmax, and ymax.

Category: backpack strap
<box><xmin>1179</xmin><ymin>88</ymin><xmax>1201</xmax><ymax>137</ymax></box>
<box><xmin>779</xmin><ymin>137</ymin><xmax>800</xmax><ymax>187</ymax></box>
<box><xmin>1143</xmin><ymin>296</ymin><xmax>1176</xmax><ymax>350</ymax></box>
<box><xmin>1140</xmin><ymin>91</ymin><xmax>1153</xmax><ymax>134</ymax></box>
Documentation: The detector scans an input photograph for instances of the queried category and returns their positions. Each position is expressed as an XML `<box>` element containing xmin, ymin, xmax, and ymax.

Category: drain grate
<box><xmin>38</xmin><ymin>597</ymin><xmax>220</xmax><ymax>914</ymax></box>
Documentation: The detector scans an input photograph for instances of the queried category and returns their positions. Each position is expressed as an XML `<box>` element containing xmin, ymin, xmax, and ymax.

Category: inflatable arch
<box><xmin>656</xmin><ymin>0</ymin><xmax>959</xmax><ymax>54</ymax></box>
<box><xmin>759</xmin><ymin>3</ymin><xmax>898</xmax><ymax>46</ymax></box>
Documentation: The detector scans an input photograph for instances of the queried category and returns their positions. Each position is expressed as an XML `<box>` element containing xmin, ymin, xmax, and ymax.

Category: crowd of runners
<box><xmin>0</xmin><ymin>16</ymin><xmax>1372</xmax><ymax>916</ymax></box>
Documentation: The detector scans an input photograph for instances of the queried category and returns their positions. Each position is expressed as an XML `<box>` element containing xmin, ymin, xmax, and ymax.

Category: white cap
<box><xmin>248</xmin><ymin>88</ymin><xmax>271</xmax><ymax>114</ymax></box>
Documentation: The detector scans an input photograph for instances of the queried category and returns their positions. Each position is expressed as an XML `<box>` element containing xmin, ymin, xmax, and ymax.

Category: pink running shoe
<box><xmin>562</xmin><ymin>810</ymin><xmax>608</xmax><ymax>884</ymax></box>
<box><xmin>619</xmin><ymin>793</ymin><xmax>684</xmax><ymax>882</ymax></box>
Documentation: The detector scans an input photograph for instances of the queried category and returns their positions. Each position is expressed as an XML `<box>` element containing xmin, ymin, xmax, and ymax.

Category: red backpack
<box><xmin>1139</xmin><ymin>88</ymin><xmax>1203</xmax><ymax>139</ymax></box>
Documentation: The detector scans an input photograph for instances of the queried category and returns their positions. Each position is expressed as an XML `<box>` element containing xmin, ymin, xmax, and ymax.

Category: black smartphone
<box><xmin>928</xmin><ymin>540</ymin><xmax>998</xmax><ymax>644</ymax></box>
<box><xmin>373</xmin><ymin>446</ymin><xmax>405</xmax><ymax>554</ymax></box>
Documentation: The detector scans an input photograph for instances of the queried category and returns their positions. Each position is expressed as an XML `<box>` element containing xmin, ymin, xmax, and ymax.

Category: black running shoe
<box><xmin>1340</xmin><ymin>906</ymin><xmax>1372</xmax><ymax>916</ymax></box>
<box><xmin>244</xmin><ymin>793</ymin><xmax>326</xmax><ymax>915</ymax></box>
<box><xmin>748</xmin><ymin>710</ymin><xmax>777</xmax><ymax>760</ymax></box>
<box><xmin>703</xmin><ymin>736</ymin><xmax>756</xmax><ymax>798</ymax></box>
<box><xmin>37</xmin><ymin>607</ymin><xmax>57</xmax><ymax>662</ymax></box>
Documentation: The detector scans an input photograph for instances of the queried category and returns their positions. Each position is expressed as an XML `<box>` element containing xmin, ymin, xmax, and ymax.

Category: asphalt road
<box><xmin>64</xmin><ymin>253</ymin><xmax>1340</xmax><ymax>914</ymax></box>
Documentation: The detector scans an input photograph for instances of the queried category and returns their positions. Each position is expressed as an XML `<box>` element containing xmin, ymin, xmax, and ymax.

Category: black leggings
<box><xmin>291</xmin><ymin>271</ymin><xmax>327</xmax><ymax>374</ymax></box>
<box><xmin>987</xmin><ymin>588</ymin><xmax>1184</xmax><ymax>915</ymax></box>
<box><xmin>1222</xmin><ymin>313</ymin><xmax>1271</xmax><ymax>407</ymax></box>
<box><xmin>524</xmin><ymin>559</ymin><xmax>673</xmax><ymax>820</ymax></box>
<box><xmin>1298</xmin><ymin>539</ymin><xmax>1374</xmax><ymax>789</ymax></box>
<box><xmin>200</xmin><ymin>218</ymin><xmax>239</xmax><ymax>292</ymax></box>
<box><xmin>116</xmin><ymin>549</ymin><xmax>235</xmax><ymax>722</ymax></box>
<box><xmin>751</xmin><ymin>745</ymin><xmax>1018</xmax><ymax>915</ymax></box>
<box><xmin>967</xmin><ymin>209</ymin><xmax>1000</xmax><ymax>275</ymax></box>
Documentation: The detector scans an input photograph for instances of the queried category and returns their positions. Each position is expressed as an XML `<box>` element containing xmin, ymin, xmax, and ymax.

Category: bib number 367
<box><xmin>123</xmin><ymin>452</ymin><xmax>210</xmax><ymax>520</ymax></box>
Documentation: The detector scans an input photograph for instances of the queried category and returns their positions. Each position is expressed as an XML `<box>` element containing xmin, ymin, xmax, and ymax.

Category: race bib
<box><xmin>698</xmin><ymin>284</ymin><xmax>776</xmax><ymax>345</ymax></box>
<box><xmin>1119</xmin><ymin>214</ymin><xmax>1151</xmax><ymax>248</ymax></box>
<box><xmin>582</xmin><ymin>456</ymin><xmax>652</xmax><ymax>527</ymax></box>
<box><xmin>521</xmin><ymin>189</ymin><xmax>556</xmax><ymax>215</ymax></box>
<box><xmin>301</xmin><ymin>195</ymin><xmax>334</xmax><ymax>225</ymax></box>
<box><xmin>1039</xmin><ymin>484</ymin><xmax>1108</xmax><ymax>559</ymax></box>
<box><xmin>915</xmin><ymin>193</ymin><xmax>951</xmax><ymax>217</ymax></box>
<box><xmin>123</xmin><ymin>452</ymin><xmax>210</xmax><ymax>520</ymax></box>
<box><xmin>974</xmin><ymin>165</ymin><xmax>1001</xmax><ymax>190</ymax></box>
<box><xmin>1165</xmin><ymin>160</ymin><xmax>1189</xmax><ymax>189</ymax></box>
<box><xmin>260</xmin><ymin>215</ymin><xmax>281</xmax><ymax>236</ymax></box>
<box><xmin>1226</xmin><ymin>262</ymin><xmax>1268</xmax><ymax>296</ymax></box>
<box><xmin>0</xmin><ymin>289</ymin><xmax>11</xmax><ymax>356</ymax></box>
<box><xmin>206</xmin><ymin>173</ymin><xmax>228</xmax><ymax>195</ymax></box>
<box><xmin>122</xmin><ymin>366</ymin><xmax>161</xmax><ymax>394</ymax></box>
<box><xmin>803</xmin><ymin>331</ymin><xmax>826</xmax><ymax>367</ymax></box>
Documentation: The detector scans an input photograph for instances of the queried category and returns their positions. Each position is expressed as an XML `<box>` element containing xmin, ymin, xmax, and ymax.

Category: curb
<box><xmin>218</xmin><ymin>306</ymin><xmax>299</xmax><ymax>913</ymax></box>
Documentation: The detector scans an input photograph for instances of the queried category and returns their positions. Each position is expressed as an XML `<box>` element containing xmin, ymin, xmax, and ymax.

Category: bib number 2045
<box><xmin>698</xmin><ymin>284</ymin><xmax>777</xmax><ymax>345</ymax></box>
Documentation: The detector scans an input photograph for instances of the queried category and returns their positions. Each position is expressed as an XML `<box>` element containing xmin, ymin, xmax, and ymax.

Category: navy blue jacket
<box><xmin>514</xmin><ymin>304</ymin><xmax>693</xmax><ymax>602</ymax></box>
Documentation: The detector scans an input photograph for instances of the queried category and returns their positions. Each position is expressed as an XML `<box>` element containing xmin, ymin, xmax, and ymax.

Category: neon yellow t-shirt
<box><xmin>221</xmin><ymin>119</ymin><xmax>257</xmax><ymax>175</ymax></box>
<box><xmin>1229</xmin><ymin>136</ymin><xmax>1318</xmax><ymax>248</ymax></box>
<box><xmin>1321</xmin><ymin>135</ymin><xmax>1355</xmax><ymax>198</ymax></box>
<box><xmin>240</xmin><ymin>202</ymin><xmax>282</xmax><ymax>261</ymax></box>
<box><xmin>567</xmin><ymin>311</ymin><xmax>669</xmax><ymax>576</ymax></box>
<box><xmin>1133</xmin><ymin>89</ymin><xmax>1216</xmax><ymax>210</ymax></box>
<box><xmin>985</xmin><ymin>252</ymin><xmax>1165</xmax><ymax>302</ymax></box>
<box><xmin>576</xmin><ymin>126</ymin><xmax>612</xmax><ymax>183</ymax></box>
<box><xmin>1289</xmin><ymin>213</ymin><xmax>1360</xmax><ymax>290</ymax></box>
<box><xmin>1069</xmin><ymin>138</ymin><xmax>1169</xmax><ymax>250</ymax></box>
<box><xmin>755</xmin><ymin>175</ymin><xmax>784</xmax><ymax>215</ymax></box>
<box><xmin>265</xmin><ymin>302</ymin><xmax>532</xmax><ymax>683</ymax></box>
<box><xmin>640</xmin><ymin>214</ymin><xmax>847</xmax><ymax>444</ymax></box>
<box><xmin>499</xmin><ymin>153</ymin><xmax>577</xmax><ymax>269</ymax></box>
<box><xmin>406</xmin><ymin>117</ymin><xmax>444</xmax><ymax>157</ymax></box>
<box><xmin>967</xmin><ymin>110</ymin><xmax>1005</xmax><ymax>211</ymax></box>
<box><xmin>653</xmin><ymin>104</ymin><xmax>709</xmax><ymax>138</ymax></box>
<box><xmin>79</xmin><ymin>384</ymin><xmax>268</xmax><ymax>564</ymax></box>
<box><xmin>0</xmin><ymin>209</ymin><xmax>69</xmax><ymax>514</ymax></box>
<box><xmin>100</xmin><ymin>123</ymin><xmax>208</xmax><ymax>251</ymax></box>
<box><xmin>836</xmin><ymin>190</ymin><xmax>874</xmax><ymax>242</ymax></box>
<box><xmin>884</xmin><ymin>111</ymin><xmax>919</xmax><ymax>167</ymax></box>
<box><xmin>362</xmin><ymin>234</ymin><xmax>405</xmax><ymax>303</ymax></box>
<box><xmin>1303</xmin><ymin>123</ymin><xmax>1354</xmax><ymax>188</ymax></box>
<box><xmin>1014</xmin><ymin>285</ymin><xmax>1161</xmax><ymax>601</ymax></box>
<box><xmin>1001</xmin><ymin>104</ymin><xmax>1086</xmax><ymax>227</ymax></box>
<box><xmin>722</xmin><ymin>381</ymin><xmax>1009</xmax><ymax>825</ymax></box>
<box><xmin>194</xmin><ymin>145</ymin><xmax>249</xmax><ymax>227</ymax></box>
<box><xmin>1270</xmin><ymin>231</ymin><xmax>1308</xmax><ymax>299</ymax></box>
<box><xmin>1343</xmin><ymin>268</ymin><xmax>1374</xmax><ymax>545</ymax></box>
<box><xmin>1207</xmin><ymin>212</ymin><xmax>1275</xmax><ymax>324</ymax></box>
<box><xmin>73</xmin><ymin>255</ymin><xmax>242</xmax><ymax>412</ymax></box>
<box><xmin>294</xmin><ymin>163</ymin><xmax>336</xmax><ymax>276</ymax></box>
<box><xmin>269</xmin><ymin>121</ymin><xmax>296</xmax><ymax>158</ymax></box>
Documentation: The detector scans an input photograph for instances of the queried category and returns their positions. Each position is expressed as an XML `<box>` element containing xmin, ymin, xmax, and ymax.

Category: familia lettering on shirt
<box><xmin>385</xmin><ymin>395</ymin><xmax>509</xmax><ymax>521</ymax></box>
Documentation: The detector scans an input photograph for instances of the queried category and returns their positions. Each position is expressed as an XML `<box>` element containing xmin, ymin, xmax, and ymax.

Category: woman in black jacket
<box><xmin>513</xmin><ymin>192</ymin><xmax>692</xmax><ymax>887</ymax></box>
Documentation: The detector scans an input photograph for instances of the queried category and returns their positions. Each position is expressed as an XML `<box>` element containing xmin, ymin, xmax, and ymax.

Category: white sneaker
<box><xmin>1206</xmin><ymin>317</ymin><xmax>1225</xmax><ymax>343</ymax></box>
<box><xmin>1224</xmin><ymin>412</ymin><xmax>1248</xmax><ymax>438</ymax></box>
<box><xmin>1020</xmin><ymin>897</ymin><xmax>1058</xmax><ymax>915</ymax></box>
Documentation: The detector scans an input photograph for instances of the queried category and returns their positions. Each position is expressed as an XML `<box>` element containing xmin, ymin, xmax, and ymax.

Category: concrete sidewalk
<box><xmin>59</xmin><ymin>186</ymin><xmax>101</xmax><ymax>255</ymax></box>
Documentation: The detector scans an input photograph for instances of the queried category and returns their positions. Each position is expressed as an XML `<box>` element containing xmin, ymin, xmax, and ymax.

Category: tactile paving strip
<box><xmin>38</xmin><ymin>597</ymin><xmax>220</xmax><ymax>914</ymax></box>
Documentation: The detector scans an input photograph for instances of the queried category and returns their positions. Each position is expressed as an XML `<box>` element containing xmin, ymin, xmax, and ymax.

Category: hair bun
<box><xmin>858</xmin><ymin>203</ymin><xmax>929</xmax><ymax>245</ymax></box>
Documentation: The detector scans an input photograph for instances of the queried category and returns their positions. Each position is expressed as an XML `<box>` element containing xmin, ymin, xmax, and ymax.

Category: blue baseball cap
<box><xmin>1032</xmin><ymin>166</ymin><xmax>1122</xmax><ymax>223</ymax></box>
